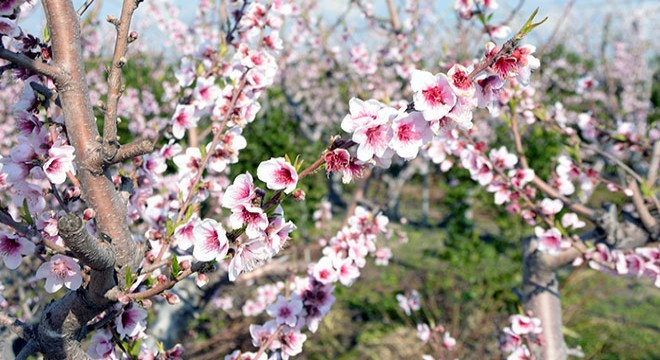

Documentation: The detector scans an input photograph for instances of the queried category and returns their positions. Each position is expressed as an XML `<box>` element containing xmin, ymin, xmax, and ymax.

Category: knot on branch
<box><xmin>595</xmin><ymin>204</ymin><xmax>652</xmax><ymax>249</ymax></box>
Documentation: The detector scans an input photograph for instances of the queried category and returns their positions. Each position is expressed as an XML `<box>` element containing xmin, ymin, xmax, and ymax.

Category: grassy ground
<box><xmin>302</xmin><ymin>224</ymin><xmax>660</xmax><ymax>359</ymax></box>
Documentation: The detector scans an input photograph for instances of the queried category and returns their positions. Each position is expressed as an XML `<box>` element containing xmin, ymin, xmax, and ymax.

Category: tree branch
<box><xmin>583</xmin><ymin>143</ymin><xmax>644</xmax><ymax>185</ymax></box>
<box><xmin>15</xmin><ymin>339</ymin><xmax>40</xmax><ymax>360</ymax></box>
<box><xmin>0</xmin><ymin>312</ymin><xmax>31</xmax><ymax>340</ymax></box>
<box><xmin>58</xmin><ymin>213</ymin><xmax>115</xmax><ymax>270</ymax></box>
<box><xmin>77</xmin><ymin>0</ymin><xmax>96</xmax><ymax>16</ymax></box>
<box><xmin>0</xmin><ymin>47</ymin><xmax>61</xmax><ymax>80</ymax></box>
<box><xmin>531</xmin><ymin>176</ymin><xmax>596</xmax><ymax>220</ymax></box>
<box><xmin>628</xmin><ymin>180</ymin><xmax>659</xmax><ymax>240</ymax></box>
<box><xmin>648</xmin><ymin>141</ymin><xmax>660</xmax><ymax>186</ymax></box>
<box><xmin>384</xmin><ymin>0</ymin><xmax>402</xmax><ymax>33</ymax></box>
<box><xmin>101</xmin><ymin>0</ymin><xmax>142</xmax><ymax>164</ymax></box>
<box><xmin>29</xmin><ymin>82</ymin><xmax>62</xmax><ymax>108</ymax></box>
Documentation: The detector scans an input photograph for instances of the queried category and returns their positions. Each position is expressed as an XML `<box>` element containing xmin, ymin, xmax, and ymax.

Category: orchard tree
<box><xmin>0</xmin><ymin>1</ymin><xmax>657</xmax><ymax>360</ymax></box>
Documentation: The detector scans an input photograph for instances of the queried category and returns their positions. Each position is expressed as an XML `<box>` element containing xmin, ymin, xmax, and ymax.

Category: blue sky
<box><xmin>16</xmin><ymin>0</ymin><xmax>659</xmax><ymax>55</ymax></box>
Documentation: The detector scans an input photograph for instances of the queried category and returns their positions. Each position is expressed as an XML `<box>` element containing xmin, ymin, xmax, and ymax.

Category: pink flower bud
<box><xmin>165</xmin><ymin>293</ymin><xmax>180</xmax><ymax>305</ymax></box>
<box><xmin>292</xmin><ymin>189</ymin><xmax>305</xmax><ymax>201</ymax></box>
<box><xmin>195</xmin><ymin>273</ymin><xmax>209</xmax><ymax>287</ymax></box>
<box><xmin>83</xmin><ymin>208</ymin><xmax>95</xmax><ymax>221</ymax></box>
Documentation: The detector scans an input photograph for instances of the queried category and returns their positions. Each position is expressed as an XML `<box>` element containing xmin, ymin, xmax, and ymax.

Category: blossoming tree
<box><xmin>0</xmin><ymin>0</ymin><xmax>657</xmax><ymax>359</ymax></box>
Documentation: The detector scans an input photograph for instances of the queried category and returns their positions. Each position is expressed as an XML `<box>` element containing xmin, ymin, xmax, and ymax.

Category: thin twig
<box><xmin>101</xmin><ymin>0</ymin><xmax>142</xmax><ymax>163</ymax></box>
<box><xmin>582</xmin><ymin>143</ymin><xmax>644</xmax><ymax>185</ymax></box>
<box><xmin>77</xmin><ymin>0</ymin><xmax>96</xmax><ymax>16</ymax></box>
<box><xmin>50</xmin><ymin>182</ymin><xmax>70</xmax><ymax>213</ymax></box>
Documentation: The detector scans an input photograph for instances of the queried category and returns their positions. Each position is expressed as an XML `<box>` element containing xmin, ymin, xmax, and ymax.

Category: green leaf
<box><xmin>129</xmin><ymin>338</ymin><xmax>143</xmax><ymax>358</ymax></box>
<box><xmin>43</xmin><ymin>25</ymin><xmax>51</xmax><ymax>43</ymax></box>
<box><xmin>125</xmin><ymin>266</ymin><xmax>135</xmax><ymax>289</ymax></box>
<box><xmin>610</xmin><ymin>134</ymin><xmax>627</xmax><ymax>142</ymax></box>
<box><xmin>515</xmin><ymin>7</ymin><xmax>548</xmax><ymax>40</ymax></box>
<box><xmin>184</xmin><ymin>206</ymin><xmax>194</xmax><ymax>223</ymax></box>
<box><xmin>562</xmin><ymin>325</ymin><xmax>581</xmax><ymax>339</ymax></box>
<box><xmin>171</xmin><ymin>255</ymin><xmax>180</xmax><ymax>278</ymax></box>
<box><xmin>20</xmin><ymin>199</ymin><xmax>34</xmax><ymax>226</ymax></box>
<box><xmin>166</xmin><ymin>218</ymin><xmax>175</xmax><ymax>238</ymax></box>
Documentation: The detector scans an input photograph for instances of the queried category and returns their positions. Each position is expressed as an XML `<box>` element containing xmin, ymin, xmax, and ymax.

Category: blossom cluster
<box><xmin>499</xmin><ymin>313</ymin><xmax>543</xmax><ymax>360</ymax></box>
<box><xmin>397</xmin><ymin>289</ymin><xmax>457</xmax><ymax>359</ymax></box>
<box><xmin>583</xmin><ymin>244</ymin><xmax>660</xmax><ymax>287</ymax></box>
<box><xmin>329</xmin><ymin>41</ymin><xmax>539</xmax><ymax>181</ymax></box>
<box><xmin>226</xmin><ymin>206</ymin><xmax>392</xmax><ymax>359</ymax></box>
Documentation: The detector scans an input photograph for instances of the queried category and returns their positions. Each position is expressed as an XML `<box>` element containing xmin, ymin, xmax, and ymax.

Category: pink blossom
<box><xmin>475</xmin><ymin>74</ymin><xmax>504</xmax><ymax>110</ymax></box>
<box><xmin>561</xmin><ymin>213</ymin><xmax>585</xmax><ymax>230</ymax></box>
<box><xmin>171</xmin><ymin>104</ymin><xmax>199</xmax><ymax>139</ymax></box>
<box><xmin>443</xmin><ymin>332</ymin><xmax>457</xmax><ymax>349</ymax></box>
<box><xmin>222</xmin><ymin>172</ymin><xmax>256</xmax><ymax>209</ymax></box>
<box><xmin>556</xmin><ymin>155</ymin><xmax>580</xmax><ymax>179</ymax></box>
<box><xmin>487</xmin><ymin>182</ymin><xmax>512</xmax><ymax>205</ymax></box>
<box><xmin>224</xmin><ymin>350</ymin><xmax>266</xmax><ymax>360</ymax></box>
<box><xmin>417</xmin><ymin>323</ymin><xmax>431</xmax><ymax>343</ymax></box>
<box><xmin>35</xmin><ymin>254</ymin><xmax>82</xmax><ymax>293</ymax></box>
<box><xmin>341</xmin><ymin>98</ymin><xmax>386</xmax><ymax>133</ymax></box>
<box><xmin>507</xmin><ymin>345</ymin><xmax>532</xmax><ymax>360</ymax></box>
<box><xmin>228</xmin><ymin>239</ymin><xmax>270</xmax><ymax>281</ymax></box>
<box><xmin>446</xmin><ymin>95</ymin><xmax>477</xmax><ymax>130</ymax></box>
<box><xmin>511</xmin><ymin>45</ymin><xmax>540</xmax><ymax>85</ymax></box>
<box><xmin>43</xmin><ymin>144</ymin><xmax>76</xmax><ymax>184</ymax></box>
<box><xmin>534</xmin><ymin>227</ymin><xmax>566</xmax><ymax>255</ymax></box>
<box><xmin>411</xmin><ymin>70</ymin><xmax>457</xmax><ymax>121</ymax></box>
<box><xmin>374</xmin><ymin>247</ymin><xmax>392</xmax><ymax>266</ymax></box>
<box><xmin>229</xmin><ymin>204</ymin><xmax>268</xmax><ymax>238</ymax></box>
<box><xmin>279</xmin><ymin>328</ymin><xmax>307</xmax><ymax>359</ymax></box>
<box><xmin>312</xmin><ymin>256</ymin><xmax>339</xmax><ymax>284</ymax></box>
<box><xmin>243</xmin><ymin>299</ymin><xmax>266</xmax><ymax>317</ymax></box>
<box><xmin>173</xmin><ymin>216</ymin><xmax>199</xmax><ymax>250</ymax></box>
<box><xmin>249</xmin><ymin>320</ymin><xmax>281</xmax><ymax>348</ymax></box>
<box><xmin>489</xmin><ymin>146</ymin><xmax>518</xmax><ymax>169</ymax></box>
<box><xmin>540</xmin><ymin>198</ymin><xmax>563</xmax><ymax>216</ymax></box>
<box><xmin>0</xmin><ymin>18</ymin><xmax>21</xmax><ymax>37</ymax></box>
<box><xmin>509</xmin><ymin>314</ymin><xmax>542</xmax><ymax>335</ymax></box>
<box><xmin>87</xmin><ymin>328</ymin><xmax>118</xmax><ymax>360</ymax></box>
<box><xmin>192</xmin><ymin>219</ymin><xmax>229</xmax><ymax>262</ymax></box>
<box><xmin>334</xmin><ymin>257</ymin><xmax>360</xmax><ymax>286</ymax></box>
<box><xmin>257</xmin><ymin>157</ymin><xmax>298</xmax><ymax>193</ymax></box>
<box><xmin>325</xmin><ymin>148</ymin><xmax>350</xmax><ymax>175</ymax></box>
<box><xmin>389</xmin><ymin>112</ymin><xmax>433</xmax><ymax>159</ymax></box>
<box><xmin>265</xmin><ymin>209</ymin><xmax>297</xmax><ymax>254</ymax></box>
<box><xmin>508</xmin><ymin>169</ymin><xmax>535</xmax><ymax>188</ymax></box>
<box><xmin>341</xmin><ymin>157</ymin><xmax>366</xmax><ymax>184</ymax></box>
<box><xmin>193</xmin><ymin>76</ymin><xmax>221</xmax><ymax>110</ymax></box>
<box><xmin>267</xmin><ymin>295</ymin><xmax>303</xmax><ymax>327</ymax></box>
<box><xmin>0</xmin><ymin>231</ymin><xmax>35</xmax><ymax>269</ymax></box>
<box><xmin>447</xmin><ymin>64</ymin><xmax>475</xmax><ymax>97</ymax></box>
<box><xmin>173</xmin><ymin>147</ymin><xmax>202</xmax><ymax>176</ymax></box>
<box><xmin>352</xmin><ymin>107</ymin><xmax>396</xmax><ymax>161</ymax></box>
<box><xmin>115</xmin><ymin>304</ymin><xmax>147</xmax><ymax>339</ymax></box>
<box><xmin>0</xmin><ymin>0</ymin><xmax>22</xmax><ymax>16</ymax></box>
<box><xmin>396</xmin><ymin>290</ymin><xmax>421</xmax><ymax>315</ymax></box>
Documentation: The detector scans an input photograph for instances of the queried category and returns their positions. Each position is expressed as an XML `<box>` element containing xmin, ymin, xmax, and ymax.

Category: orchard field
<box><xmin>0</xmin><ymin>0</ymin><xmax>658</xmax><ymax>359</ymax></box>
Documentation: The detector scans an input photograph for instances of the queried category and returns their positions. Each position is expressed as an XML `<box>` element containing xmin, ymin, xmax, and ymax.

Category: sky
<box><xmin>15</xmin><ymin>0</ymin><xmax>660</xmax><ymax>56</ymax></box>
